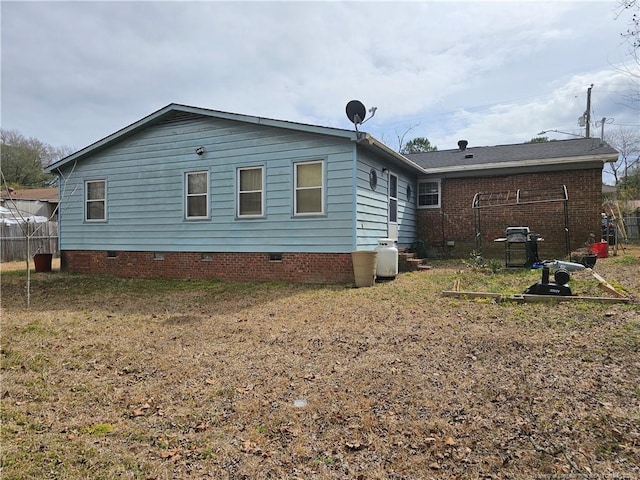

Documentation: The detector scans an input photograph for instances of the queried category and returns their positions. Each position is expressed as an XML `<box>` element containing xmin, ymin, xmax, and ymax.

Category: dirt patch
<box><xmin>1</xmin><ymin>247</ymin><xmax>639</xmax><ymax>479</ymax></box>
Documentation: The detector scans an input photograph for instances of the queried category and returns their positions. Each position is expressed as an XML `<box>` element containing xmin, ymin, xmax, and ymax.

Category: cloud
<box><xmin>1</xmin><ymin>0</ymin><xmax>637</xmax><ymax>155</ymax></box>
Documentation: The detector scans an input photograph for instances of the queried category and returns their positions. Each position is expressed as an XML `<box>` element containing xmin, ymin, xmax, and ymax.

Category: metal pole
<box><xmin>26</xmin><ymin>221</ymin><xmax>31</xmax><ymax>308</ymax></box>
<box><xmin>585</xmin><ymin>84</ymin><xmax>593</xmax><ymax>138</ymax></box>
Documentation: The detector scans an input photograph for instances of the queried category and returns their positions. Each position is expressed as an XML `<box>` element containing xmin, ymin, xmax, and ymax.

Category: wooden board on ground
<box><xmin>586</xmin><ymin>268</ymin><xmax>626</xmax><ymax>298</ymax></box>
<box><xmin>442</xmin><ymin>291</ymin><xmax>630</xmax><ymax>304</ymax></box>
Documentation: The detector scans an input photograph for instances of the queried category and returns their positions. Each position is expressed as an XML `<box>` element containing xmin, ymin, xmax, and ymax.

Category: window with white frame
<box><xmin>85</xmin><ymin>179</ymin><xmax>106</xmax><ymax>221</ymax></box>
<box><xmin>185</xmin><ymin>171</ymin><xmax>209</xmax><ymax>219</ymax></box>
<box><xmin>237</xmin><ymin>166</ymin><xmax>264</xmax><ymax>217</ymax></box>
<box><xmin>418</xmin><ymin>180</ymin><xmax>441</xmax><ymax>208</ymax></box>
<box><xmin>294</xmin><ymin>161</ymin><xmax>324</xmax><ymax>215</ymax></box>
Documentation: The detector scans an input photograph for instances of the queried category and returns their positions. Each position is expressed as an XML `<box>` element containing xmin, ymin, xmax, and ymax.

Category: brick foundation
<box><xmin>60</xmin><ymin>250</ymin><xmax>356</xmax><ymax>283</ymax></box>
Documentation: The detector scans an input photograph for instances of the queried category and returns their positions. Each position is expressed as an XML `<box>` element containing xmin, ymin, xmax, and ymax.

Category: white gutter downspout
<box><xmin>351</xmin><ymin>140</ymin><xmax>359</xmax><ymax>251</ymax></box>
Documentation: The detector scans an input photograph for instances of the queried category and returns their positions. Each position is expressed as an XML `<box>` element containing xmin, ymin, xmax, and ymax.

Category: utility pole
<box><xmin>585</xmin><ymin>84</ymin><xmax>593</xmax><ymax>138</ymax></box>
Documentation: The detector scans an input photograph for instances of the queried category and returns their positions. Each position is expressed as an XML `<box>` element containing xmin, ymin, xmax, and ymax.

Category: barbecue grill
<box><xmin>505</xmin><ymin>226</ymin><xmax>530</xmax><ymax>243</ymax></box>
<box><xmin>495</xmin><ymin>226</ymin><xmax>542</xmax><ymax>268</ymax></box>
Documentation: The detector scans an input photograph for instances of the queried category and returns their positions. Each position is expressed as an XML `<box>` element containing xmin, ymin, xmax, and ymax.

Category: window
<box><xmin>237</xmin><ymin>167</ymin><xmax>263</xmax><ymax>217</ymax></box>
<box><xmin>418</xmin><ymin>180</ymin><xmax>441</xmax><ymax>208</ymax></box>
<box><xmin>185</xmin><ymin>171</ymin><xmax>209</xmax><ymax>219</ymax></box>
<box><xmin>389</xmin><ymin>174</ymin><xmax>398</xmax><ymax>223</ymax></box>
<box><xmin>294</xmin><ymin>161</ymin><xmax>324</xmax><ymax>215</ymax></box>
<box><xmin>85</xmin><ymin>179</ymin><xmax>106</xmax><ymax>221</ymax></box>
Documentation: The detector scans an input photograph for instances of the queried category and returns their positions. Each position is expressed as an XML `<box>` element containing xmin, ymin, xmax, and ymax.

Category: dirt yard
<box><xmin>1</xmin><ymin>247</ymin><xmax>639</xmax><ymax>479</ymax></box>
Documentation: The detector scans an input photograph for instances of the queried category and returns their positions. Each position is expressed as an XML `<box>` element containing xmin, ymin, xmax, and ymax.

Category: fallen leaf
<box><xmin>445</xmin><ymin>436</ymin><xmax>456</xmax><ymax>446</ymax></box>
<box><xmin>132</xmin><ymin>402</ymin><xmax>152</xmax><ymax>416</ymax></box>
<box><xmin>239</xmin><ymin>439</ymin><xmax>270</xmax><ymax>457</ymax></box>
<box><xmin>160</xmin><ymin>448</ymin><xmax>180</xmax><ymax>459</ymax></box>
<box><xmin>345</xmin><ymin>441</ymin><xmax>364</xmax><ymax>451</ymax></box>
<box><xmin>236</xmin><ymin>384</ymin><xmax>255</xmax><ymax>394</ymax></box>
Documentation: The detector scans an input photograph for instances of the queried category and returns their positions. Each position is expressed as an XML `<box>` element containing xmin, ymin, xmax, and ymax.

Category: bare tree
<box><xmin>379</xmin><ymin>124</ymin><xmax>422</xmax><ymax>153</ymax></box>
<box><xmin>604</xmin><ymin>127</ymin><xmax>640</xmax><ymax>184</ymax></box>
<box><xmin>1</xmin><ymin>135</ymin><xmax>78</xmax><ymax>307</ymax></box>
<box><xmin>612</xmin><ymin>1</ymin><xmax>640</xmax><ymax>110</ymax></box>
<box><xmin>615</xmin><ymin>0</ymin><xmax>639</xmax><ymax>51</ymax></box>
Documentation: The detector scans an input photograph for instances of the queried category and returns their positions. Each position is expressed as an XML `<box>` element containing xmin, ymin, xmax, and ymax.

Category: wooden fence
<box><xmin>622</xmin><ymin>216</ymin><xmax>640</xmax><ymax>241</ymax></box>
<box><xmin>0</xmin><ymin>222</ymin><xmax>59</xmax><ymax>262</ymax></box>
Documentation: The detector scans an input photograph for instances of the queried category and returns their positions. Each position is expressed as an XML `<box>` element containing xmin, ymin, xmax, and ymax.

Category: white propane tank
<box><xmin>375</xmin><ymin>238</ymin><xmax>398</xmax><ymax>280</ymax></box>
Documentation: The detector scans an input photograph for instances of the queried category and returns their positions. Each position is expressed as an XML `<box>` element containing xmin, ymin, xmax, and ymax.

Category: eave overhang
<box><xmin>356</xmin><ymin>133</ymin><xmax>426</xmax><ymax>173</ymax></box>
<box><xmin>45</xmin><ymin>103</ymin><xmax>360</xmax><ymax>173</ymax></box>
<box><xmin>419</xmin><ymin>153</ymin><xmax>619</xmax><ymax>176</ymax></box>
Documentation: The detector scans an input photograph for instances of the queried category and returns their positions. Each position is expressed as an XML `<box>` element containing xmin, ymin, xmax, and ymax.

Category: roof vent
<box><xmin>458</xmin><ymin>140</ymin><xmax>468</xmax><ymax>151</ymax></box>
<box><xmin>465</xmin><ymin>153</ymin><xmax>474</xmax><ymax>159</ymax></box>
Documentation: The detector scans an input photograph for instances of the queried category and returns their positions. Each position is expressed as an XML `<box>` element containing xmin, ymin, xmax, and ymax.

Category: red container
<box><xmin>589</xmin><ymin>241</ymin><xmax>609</xmax><ymax>259</ymax></box>
<box><xmin>33</xmin><ymin>253</ymin><xmax>53</xmax><ymax>272</ymax></box>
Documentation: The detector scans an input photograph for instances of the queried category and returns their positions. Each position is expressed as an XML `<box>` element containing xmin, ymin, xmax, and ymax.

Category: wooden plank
<box><xmin>442</xmin><ymin>291</ymin><xmax>630</xmax><ymax>304</ymax></box>
<box><xmin>519</xmin><ymin>294</ymin><xmax>629</xmax><ymax>304</ymax></box>
<box><xmin>586</xmin><ymin>268</ymin><xmax>626</xmax><ymax>298</ymax></box>
<box><xmin>442</xmin><ymin>291</ymin><xmax>502</xmax><ymax>299</ymax></box>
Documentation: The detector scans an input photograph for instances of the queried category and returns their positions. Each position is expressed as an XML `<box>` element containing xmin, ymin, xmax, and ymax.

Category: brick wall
<box><xmin>417</xmin><ymin>168</ymin><xmax>603</xmax><ymax>258</ymax></box>
<box><xmin>60</xmin><ymin>250</ymin><xmax>356</xmax><ymax>283</ymax></box>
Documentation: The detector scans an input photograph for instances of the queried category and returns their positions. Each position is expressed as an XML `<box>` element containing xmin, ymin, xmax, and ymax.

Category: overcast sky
<box><xmin>1</xmin><ymin>0</ymin><xmax>638</xmax><ymax>158</ymax></box>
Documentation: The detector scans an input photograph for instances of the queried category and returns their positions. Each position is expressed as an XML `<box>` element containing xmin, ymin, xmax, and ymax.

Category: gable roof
<box><xmin>406</xmin><ymin>138</ymin><xmax>619</xmax><ymax>174</ymax></box>
<box><xmin>45</xmin><ymin>103</ymin><xmax>421</xmax><ymax>173</ymax></box>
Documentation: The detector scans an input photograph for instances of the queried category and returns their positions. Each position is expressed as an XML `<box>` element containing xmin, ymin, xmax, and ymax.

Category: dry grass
<box><xmin>1</xmin><ymin>248</ymin><xmax>639</xmax><ymax>479</ymax></box>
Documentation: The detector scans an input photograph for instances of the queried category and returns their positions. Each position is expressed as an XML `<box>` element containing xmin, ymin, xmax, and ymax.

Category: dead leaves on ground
<box><xmin>239</xmin><ymin>439</ymin><xmax>271</xmax><ymax>457</ymax></box>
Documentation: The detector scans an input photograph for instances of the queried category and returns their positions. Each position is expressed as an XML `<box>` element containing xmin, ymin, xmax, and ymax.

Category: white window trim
<box><xmin>389</xmin><ymin>172</ymin><xmax>398</xmax><ymax>224</ymax></box>
<box><xmin>417</xmin><ymin>179</ymin><xmax>441</xmax><ymax>209</ymax></box>
<box><xmin>185</xmin><ymin>170</ymin><xmax>210</xmax><ymax>220</ymax></box>
<box><xmin>237</xmin><ymin>166</ymin><xmax>265</xmax><ymax>218</ymax></box>
<box><xmin>84</xmin><ymin>179</ymin><xmax>107</xmax><ymax>222</ymax></box>
<box><xmin>294</xmin><ymin>160</ymin><xmax>325</xmax><ymax>216</ymax></box>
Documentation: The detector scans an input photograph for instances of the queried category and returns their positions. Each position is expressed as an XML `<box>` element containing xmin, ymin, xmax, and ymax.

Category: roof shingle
<box><xmin>405</xmin><ymin>138</ymin><xmax>618</xmax><ymax>170</ymax></box>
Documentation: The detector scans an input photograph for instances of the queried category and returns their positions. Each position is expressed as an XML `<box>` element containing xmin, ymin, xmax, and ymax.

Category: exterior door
<box><xmin>388</xmin><ymin>173</ymin><xmax>398</xmax><ymax>240</ymax></box>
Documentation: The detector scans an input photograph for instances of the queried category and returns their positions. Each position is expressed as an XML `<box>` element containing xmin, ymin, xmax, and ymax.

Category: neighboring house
<box><xmin>45</xmin><ymin>104</ymin><xmax>421</xmax><ymax>282</ymax></box>
<box><xmin>0</xmin><ymin>189</ymin><xmax>59</xmax><ymax>262</ymax></box>
<box><xmin>405</xmin><ymin>138</ymin><xmax>618</xmax><ymax>259</ymax></box>
<box><xmin>0</xmin><ymin>187</ymin><xmax>58</xmax><ymax>221</ymax></box>
<box><xmin>45</xmin><ymin>104</ymin><xmax>618</xmax><ymax>282</ymax></box>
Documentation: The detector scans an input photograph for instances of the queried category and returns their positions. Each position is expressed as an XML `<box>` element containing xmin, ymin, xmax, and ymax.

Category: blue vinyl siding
<box><xmin>355</xmin><ymin>149</ymin><xmax>417</xmax><ymax>250</ymax></box>
<box><xmin>57</xmin><ymin>115</ymin><xmax>358</xmax><ymax>253</ymax></box>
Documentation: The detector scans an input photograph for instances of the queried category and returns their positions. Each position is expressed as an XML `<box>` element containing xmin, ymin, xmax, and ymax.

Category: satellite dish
<box><xmin>346</xmin><ymin>100</ymin><xmax>367</xmax><ymax>126</ymax></box>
